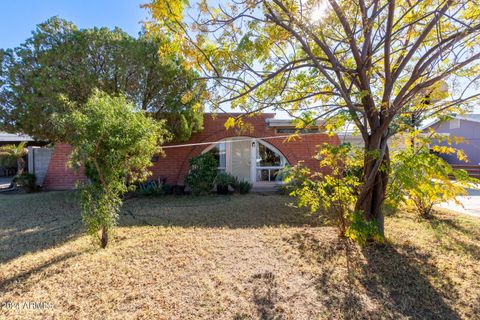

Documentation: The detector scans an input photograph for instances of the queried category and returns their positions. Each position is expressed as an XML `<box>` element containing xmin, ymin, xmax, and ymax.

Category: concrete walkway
<box><xmin>436</xmin><ymin>188</ymin><xmax>480</xmax><ymax>218</ymax></box>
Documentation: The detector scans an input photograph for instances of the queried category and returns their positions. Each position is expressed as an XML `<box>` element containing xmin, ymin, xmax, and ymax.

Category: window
<box><xmin>205</xmin><ymin>142</ymin><xmax>226</xmax><ymax>171</ymax></box>
<box><xmin>276</xmin><ymin>128</ymin><xmax>319</xmax><ymax>134</ymax></box>
<box><xmin>255</xmin><ymin>141</ymin><xmax>287</xmax><ymax>182</ymax></box>
<box><xmin>257</xmin><ymin>143</ymin><xmax>282</xmax><ymax>166</ymax></box>
<box><xmin>202</xmin><ymin>138</ymin><xmax>289</xmax><ymax>183</ymax></box>
<box><xmin>450</xmin><ymin>119</ymin><xmax>460</xmax><ymax>129</ymax></box>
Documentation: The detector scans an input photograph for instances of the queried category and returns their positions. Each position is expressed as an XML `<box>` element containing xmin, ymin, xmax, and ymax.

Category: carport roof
<box><xmin>0</xmin><ymin>132</ymin><xmax>34</xmax><ymax>142</ymax></box>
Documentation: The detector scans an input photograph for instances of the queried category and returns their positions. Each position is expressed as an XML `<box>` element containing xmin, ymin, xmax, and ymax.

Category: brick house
<box><xmin>42</xmin><ymin>113</ymin><xmax>340</xmax><ymax>190</ymax></box>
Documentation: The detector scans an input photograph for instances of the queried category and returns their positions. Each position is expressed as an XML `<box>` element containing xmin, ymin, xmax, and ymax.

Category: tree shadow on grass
<box><xmin>0</xmin><ymin>251</ymin><xmax>83</xmax><ymax>293</ymax></box>
<box><xmin>0</xmin><ymin>191</ymin><xmax>84</xmax><ymax>264</ymax></box>
<box><xmin>286</xmin><ymin>231</ymin><xmax>461</xmax><ymax>320</ymax></box>
<box><xmin>251</xmin><ymin>272</ymin><xmax>285</xmax><ymax>320</ymax></box>
<box><xmin>360</xmin><ymin>243</ymin><xmax>460</xmax><ymax>320</ymax></box>
<box><xmin>426</xmin><ymin>215</ymin><xmax>480</xmax><ymax>261</ymax></box>
<box><xmin>233</xmin><ymin>271</ymin><xmax>286</xmax><ymax>320</ymax></box>
<box><xmin>119</xmin><ymin>193</ymin><xmax>318</xmax><ymax>229</ymax></box>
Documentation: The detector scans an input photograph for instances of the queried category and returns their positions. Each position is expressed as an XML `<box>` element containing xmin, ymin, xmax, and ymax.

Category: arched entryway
<box><xmin>202</xmin><ymin>137</ymin><xmax>288</xmax><ymax>186</ymax></box>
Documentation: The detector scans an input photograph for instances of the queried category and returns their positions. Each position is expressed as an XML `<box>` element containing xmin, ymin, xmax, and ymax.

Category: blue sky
<box><xmin>0</xmin><ymin>0</ymin><xmax>148</xmax><ymax>49</ymax></box>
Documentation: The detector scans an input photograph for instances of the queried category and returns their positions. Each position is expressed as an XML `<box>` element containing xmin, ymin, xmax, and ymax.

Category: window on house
<box><xmin>256</xmin><ymin>142</ymin><xmax>286</xmax><ymax>182</ymax></box>
<box><xmin>450</xmin><ymin>119</ymin><xmax>460</xmax><ymax>129</ymax></box>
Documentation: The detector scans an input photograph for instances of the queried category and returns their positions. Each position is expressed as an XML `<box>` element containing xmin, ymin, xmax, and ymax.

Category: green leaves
<box><xmin>1</xmin><ymin>17</ymin><xmax>204</xmax><ymax>142</ymax></box>
<box><xmin>285</xmin><ymin>143</ymin><xmax>364</xmax><ymax>240</ymax></box>
<box><xmin>64</xmin><ymin>90</ymin><xmax>168</xmax><ymax>247</ymax></box>
<box><xmin>185</xmin><ymin>152</ymin><xmax>218</xmax><ymax>195</ymax></box>
<box><xmin>388</xmin><ymin>145</ymin><xmax>477</xmax><ymax>217</ymax></box>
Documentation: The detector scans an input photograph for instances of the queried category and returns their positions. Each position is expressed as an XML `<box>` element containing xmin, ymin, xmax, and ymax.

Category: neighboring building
<box><xmin>0</xmin><ymin>132</ymin><xmax>34</xmax><ymax>145</ymax></box>
<box><xmin>0</xmin><ymin>132</ymin><xmax>35</xmax><ymax>177</ymax></box>
<box><xmin>42</xmin><ymin>113</ymin><xmax>340</xmax><ymax>190</ymax></box>
<box><xmin>424</xmin><ymin>114</ymin><xmax>480</xmax><ymax>165</ymax></box>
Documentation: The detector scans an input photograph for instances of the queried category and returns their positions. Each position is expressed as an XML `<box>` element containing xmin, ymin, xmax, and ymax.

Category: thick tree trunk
<box><xmin>100</xmin><ymin>225</ymin><xmax>109</xmax><ymax>248</ymax></box>
<box><xmin>355</xmin><ymin>136</ymin><xmax>390</xmax><ymax>237</ymax></box>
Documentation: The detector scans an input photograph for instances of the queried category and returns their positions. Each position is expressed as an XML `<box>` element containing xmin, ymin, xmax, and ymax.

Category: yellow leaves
<box><xmin>462</xmin><ymin>2</ymin><xmax>480</xmax><ymax>21</ymax></box>
<box><xmin>431</xmin><ymin>145</ymin><xmax>455</xmax><ymax>155</ymax></box>
<box><xmin>456</xmin><ymin>149</ymin><xmax>468</xmax><ymax>163</ymax></box>
<box><xmin>180</xmin><ymin>90</ymin><xmax>194</xmax><ymax>104</ymax></box>
<box><xmin>224</xmin><ymin>117</ymin><xmax>236</xmax><ymax>129</ymax></box>
<box><xmin>284</xmin><ymin>134</ymin><xmax>300</xmax><ymax>143</ymax></box>
<box><xmin>148</xmin><ymin>0</ymin><xmax>187</xmax><ymax>22</ymax></box>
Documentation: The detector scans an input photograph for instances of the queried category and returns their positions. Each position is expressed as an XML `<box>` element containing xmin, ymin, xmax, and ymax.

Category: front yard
<box><xmin>0</xmin><ymin>192</ymin><xmax>479</xmax><ymax>319</ymax></box>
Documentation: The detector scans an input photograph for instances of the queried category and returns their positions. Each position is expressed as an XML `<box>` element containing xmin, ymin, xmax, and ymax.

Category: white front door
<box><xmin>229</xmin><ymin>138</ymin><xmax>252</xmax><ymax>182</ymax></box>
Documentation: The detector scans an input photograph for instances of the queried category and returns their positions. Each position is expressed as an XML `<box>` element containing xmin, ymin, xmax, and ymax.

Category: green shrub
<box><xmin>233</xmin><ymin>179</ymin><xmax>252</xmax><ymax>194</ymax></box>
<box><xmin>285</xmin><ymin>143</ymin><xmax>362</xmax><ymax>238</ymax></box>
<box><xmin>63</xmin><ymin>90</ymin><xmax>167</xmax><ymax>248</ymax></box>
<box><xmin>215</xmin><ymin>172</ymin><xmax>235</xmax><ymax>187</ymax></box>
<box><xmin>137</xmin><ymin>180</ymin><xmax>164</xmax><ymax>196</ymax></box>
<box><xmin>345</xmin><ymin>211</ymin><xmax>384</xmax><ymax>246</ymax></box>
<box><xmin>215</xmin><ymin>172</ymin><xmax>234</xmax><ymax>195</ymax></box>
<box><xmin>185</xmin><ymin>153</ymin><xmax>219</xmax><ymax>195</ymax></box>
<box><xmin>13</xmin><ymin>172</ymin><xmax>37</xmax><ymax>192</ymax></box>
<box><xmin>389</xmin><ymin>146</ymin><xmax>477</xmax><ymax>218</ymax></box>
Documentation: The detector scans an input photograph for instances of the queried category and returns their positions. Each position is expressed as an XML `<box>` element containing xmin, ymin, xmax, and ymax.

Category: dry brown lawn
<box><xmin>0</xmin><ymin>191</ymin><xmax>479</xmax><ymax>319</ymax></box>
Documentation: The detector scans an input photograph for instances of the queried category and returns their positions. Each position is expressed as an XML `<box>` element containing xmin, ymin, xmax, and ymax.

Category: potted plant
<box><xmin>215</xmin><ymin>172</ymin><xmax>233</xmax><ymax>195</ymax></box>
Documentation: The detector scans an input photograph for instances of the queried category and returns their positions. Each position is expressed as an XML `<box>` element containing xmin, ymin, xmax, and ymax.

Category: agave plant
<box><xmin>0</xmin><ymin>141</ymin><xmax>28</xmax><ymax>175</ymax></box>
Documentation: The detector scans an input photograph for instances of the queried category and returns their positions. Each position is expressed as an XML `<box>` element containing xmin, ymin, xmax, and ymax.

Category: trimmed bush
<box><xmin>215</xmin><ymin>172</ymin><xmax>235</xmax><ymax>195</ymax></box>
<box><xmin>232</xmin><ymin>179</ymin><xmax>252</xmax><ymax>194</ymax></box>
<box><xmin>185</xmin><ymin>153</ymin><xmax>218</xmax><ymax>195</ymax></box>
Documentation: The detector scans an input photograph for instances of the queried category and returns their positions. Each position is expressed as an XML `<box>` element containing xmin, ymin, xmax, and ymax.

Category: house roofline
<box><xmin>421</xmin><ymin>114</ymin><xmax>480</xmax><ymax>130</ymax></box>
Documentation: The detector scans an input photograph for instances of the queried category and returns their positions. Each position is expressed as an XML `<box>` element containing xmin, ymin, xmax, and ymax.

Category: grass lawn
<box><xmin>0</xmin><ymin>191</ymin><xmax>479</xmax><ymax>319</ymax></box>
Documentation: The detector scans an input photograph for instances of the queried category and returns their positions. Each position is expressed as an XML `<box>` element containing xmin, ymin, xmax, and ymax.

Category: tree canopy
<box><xmin>145</xmin><ymin>0</ymin><xmax>480</xmax><ymax>235</ymax></box>
<box><xmin>0</xmin><ymin>16</ymin><xmax>205</xmax><ymax>142</ymax></box>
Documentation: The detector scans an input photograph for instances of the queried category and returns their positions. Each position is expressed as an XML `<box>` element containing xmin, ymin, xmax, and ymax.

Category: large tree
<box><xmin>0</xmin><ymin>16</ymin><xmax>205</xmax><ymax>142</ymax></box>
<box><xmin>145</xmin><ymin>0</ymin><xmax>480</xmax><ymax>235</ymax></box>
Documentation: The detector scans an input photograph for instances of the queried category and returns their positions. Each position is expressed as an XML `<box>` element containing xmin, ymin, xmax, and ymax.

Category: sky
<box><xmin>0</xmin><ymin>0</ymin><xmax>148</xmax><ymax>49</ymax></box>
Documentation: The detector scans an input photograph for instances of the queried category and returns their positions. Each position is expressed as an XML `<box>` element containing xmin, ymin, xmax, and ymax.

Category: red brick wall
<box><xmin>43</xmin><ymin>113</ymin><xmax>340</xmax><ymax>190</ymax></box>
<box><xmin>42</xmin><ymin>144</ymin><xmax>87</xmax><ymax>190</ymax></box>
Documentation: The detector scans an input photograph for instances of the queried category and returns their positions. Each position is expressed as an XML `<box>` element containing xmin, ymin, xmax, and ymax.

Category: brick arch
<box><xmin>43</xmin><ymin>113</ymin><xmax>341</xmax><ymax>190</ymax></box>
<box><xmin>177</xmin><ymin>135</ymin><xmax>297</xmax><ymax>184</ymax></box>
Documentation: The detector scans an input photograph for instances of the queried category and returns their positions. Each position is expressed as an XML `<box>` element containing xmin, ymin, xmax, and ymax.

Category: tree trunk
<box><xmin>100</xmin><ymin>225</ymin><xmax>109</xmax><ymax>248</ymax></box>
<box><xmin>355</xmin><ymin>137</ymin><xmax>390</xmax><ymax>237</ymax></box>
<box><xmin>17</xmin><ymin>157</ymin><xmax>25</xmax><ymax>175</ymax></box>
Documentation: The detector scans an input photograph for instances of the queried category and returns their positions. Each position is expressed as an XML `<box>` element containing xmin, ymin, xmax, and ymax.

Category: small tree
<box><xmin>63</xmin><ymin>90</ymin><xmax>168</xmax><ymax>248</ymax></box>
<box><xmin>0</xmin><ymin>141</ymin><xmax>27</xmax><ymax>175</ymax></box>
<box><xmin>286</xmin><ymin>143</ymin><xmax>382</xmax><ymax>244</ymax></box>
